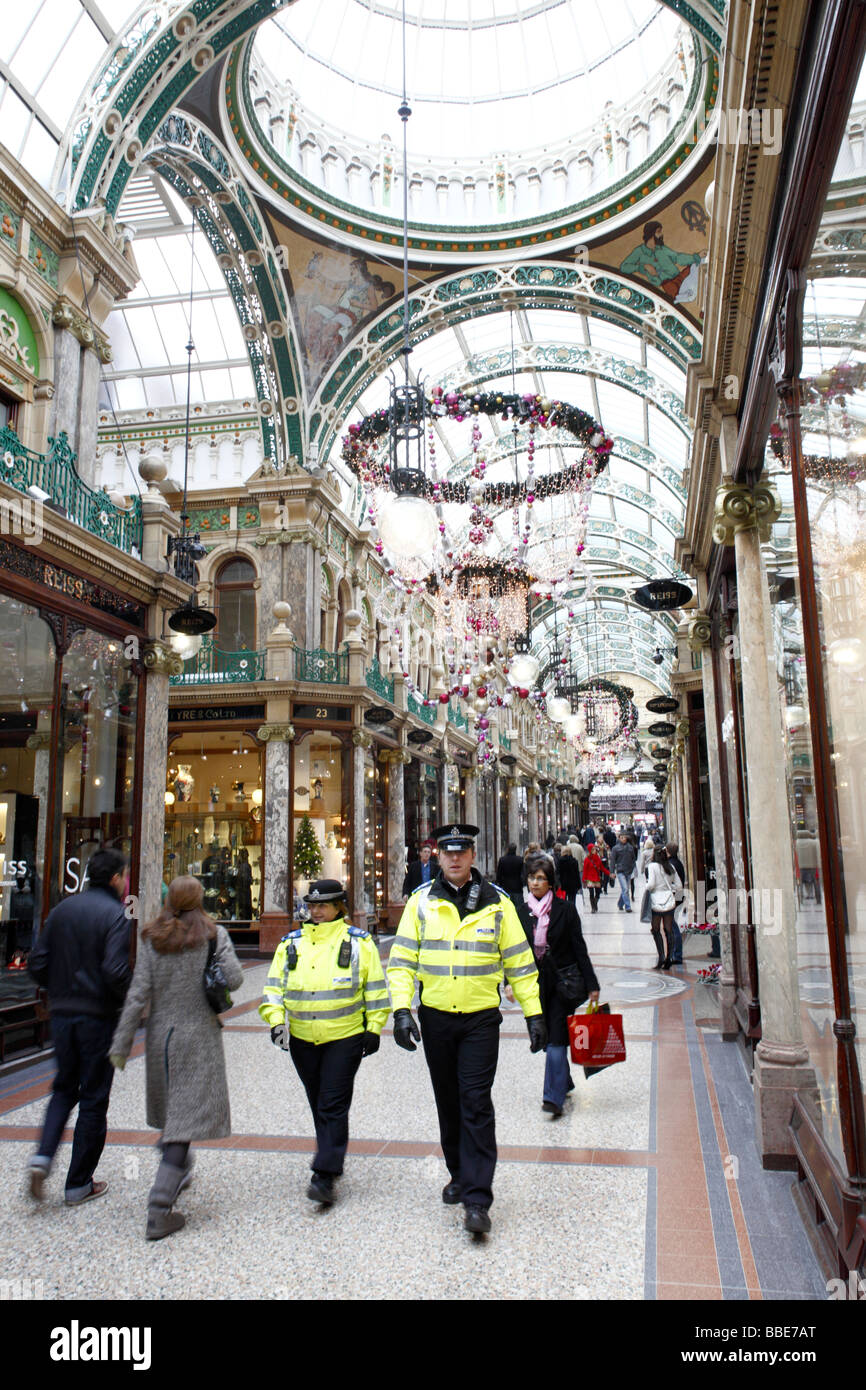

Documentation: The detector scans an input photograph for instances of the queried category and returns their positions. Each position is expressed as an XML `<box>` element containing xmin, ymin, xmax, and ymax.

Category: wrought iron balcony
<box><xmin>365</xmin><ymin>657</ymin><xmax>394</xmax><ymax>702</ymax></box>
<box><xmin>170</xmin><ymin>636</ymin><xmax>266</xmax><ymax>686</ymax></box>
<box><xmin>295</xmin><ymin>645</ymin><xmax>349</xmax><ymax>684</ymax></box>
<box><xmin>448</xmin><ymin>700</ymin><xmax>468</xmax><ymax>731</ymax></box>
<box><xmin>414</xmin><ymin>697</ymin><xmax>437</xmax><ymax>725</ymax></box>
<box><xmin>0</xmin><ymin>426</ymin><xmax>142</xmax><ymax>556</ymax></box>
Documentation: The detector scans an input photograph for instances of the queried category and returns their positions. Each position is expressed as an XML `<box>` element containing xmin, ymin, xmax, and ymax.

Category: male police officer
<box><xmin>388</xmin><ymin>824</ymin><xmax>546</xmax><ymax>1235</ymax></box>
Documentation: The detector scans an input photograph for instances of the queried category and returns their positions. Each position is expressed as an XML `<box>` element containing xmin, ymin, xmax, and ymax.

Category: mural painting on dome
<box><xmin>592</xmin><ymin>164</ymin><xmax>713</xmax><ymax>321</ymax></box>
<box><xmin>265</xmin><ymin>218</ymin><xmax>399</xmax><ymax>394</ymax></box>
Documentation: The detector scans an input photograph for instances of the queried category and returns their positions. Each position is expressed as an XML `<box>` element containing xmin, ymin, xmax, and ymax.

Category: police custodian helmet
<box><xmin>303</xmin><ymin>879</ymin><xmax>347</xmax><ymax>904</ymax></box>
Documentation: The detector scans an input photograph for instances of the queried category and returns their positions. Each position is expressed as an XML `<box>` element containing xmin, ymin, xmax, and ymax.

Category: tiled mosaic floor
<box><xmin>0</xmin><ymin>897</ymin><xmax>826</xmax><ymax>1300</ymax></box>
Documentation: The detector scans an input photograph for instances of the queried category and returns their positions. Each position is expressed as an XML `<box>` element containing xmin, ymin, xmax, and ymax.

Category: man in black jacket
<box><xmin>402</xmin><ymin>842</ymin><xmax>437</xmax><ymax>899</ymax></box>
<box><xmin>495</xmin><ymin>843</ymin><xmax>526</xmax><ymax>907</ymax></box>
<box><xmin>610</xmin><ymin>834</ymin><xmax>638</xmax><ymax>912</ymax></box>
<box><xmin>27</xmin><ymin>848</ymin><xmax>132</xmax><ymax>1205</ymax></box>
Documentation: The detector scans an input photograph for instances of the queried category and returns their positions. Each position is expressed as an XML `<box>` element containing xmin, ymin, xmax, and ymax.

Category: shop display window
<box><xmin>292</xmin><ymin>731</ymin><xmax>349</xmax><ymax>891</ymax></box>
<box><xmin>0</xmin><ymin>596</ymin><xmax>53</xmax><ymax>997</ymax></box>
<box><xmin>164</xmin><ymin>730</ymin><xmax>262</xmax><ymax>923</ymax></box>
<box><xmin>362</xmin><ymin>749</ymin><xmax>386</xmax><ymax>918</ymax></box>
<box><xmin>57</xmin><ymin>627</ymin><xmax>138</xmax><ymax>905</ymax></box>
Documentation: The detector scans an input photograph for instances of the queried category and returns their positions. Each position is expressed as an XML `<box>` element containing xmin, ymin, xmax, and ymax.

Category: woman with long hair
<box><xmin>110</xmin><ymin>876</ymin><xmax>243</xmax><ymax>1239</ymax></box>
<box><xmin>507</xmin><ymin>854</ymin><xmax>599</xmax><ymax>1116</ymax></box>
<box><xmin>644</xmin><ymin>847</ymin><xmax>681</xmax><ymax>970</ymax></box>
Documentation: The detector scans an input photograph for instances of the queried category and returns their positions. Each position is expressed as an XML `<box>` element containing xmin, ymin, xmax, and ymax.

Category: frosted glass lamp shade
<box><xmin>378</xmin><ymin>496</ymin><xmax>439</xmax><ymax>558</ymax></box>
<box><xmin>507</xmin><ymin>653</ymin><xmax>540</xmax><ymax>687</ymax></box>
<box><xmin>169</xmin><ymin>631</ymin><xmax>203</xmax><ymax>661</ymax></box>
<box><xmin>547</xmin><ymin>696</ymin><xmax>571</xmax><ymax>723</ymax></box>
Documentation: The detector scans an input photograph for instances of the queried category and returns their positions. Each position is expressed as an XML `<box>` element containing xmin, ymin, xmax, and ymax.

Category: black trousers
<box><xmin>419</xmin><ymin>1004</ymin><xmax>501</xmax><ymax>1210</ymax></box>
<box><xmin>37</xmin><ymin>1014</ymin><xmax>115</xmax><ymax>1196</ymax></box>
<box><xmin>289</xmin><ymin>1032</ymin><xmax>365</xmax><ymax>1175</ymax></box>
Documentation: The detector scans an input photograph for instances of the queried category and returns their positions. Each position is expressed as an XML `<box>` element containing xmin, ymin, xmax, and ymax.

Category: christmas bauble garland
<box><xmin>342</xmin><ymin>389</ymin><xmax>613</xmax><ymax>503</ymax></box>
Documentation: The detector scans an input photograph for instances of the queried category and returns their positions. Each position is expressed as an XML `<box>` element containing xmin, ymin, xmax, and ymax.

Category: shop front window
<box><xmin>57</xmin><ymin>627</ymin><xmax>138</xmax><ymax>905</ymax></box>
<box><xmin>292</xmin><ymin>730</ymin><xmax>349</xmax><ymax>889</ymax></box>
<box><xmin>0</xmin><ymin>596</ymin><xmax>53</xmax><ymax>992</ymax></box>
<box><xmin>163</xmin><ymin>730</ymin><xmax>262</xmax><ymax>923</ymax></box>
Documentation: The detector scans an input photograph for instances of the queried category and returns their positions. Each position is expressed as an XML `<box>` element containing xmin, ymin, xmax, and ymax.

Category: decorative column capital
<box><xmin>713</xmin><ymin>480</ymin><xmax>782</xmax><ymax>546</ymax></box>
<box><xmin>675</xmin><ymin>717</ymin><xmax>691</xmax><ymax>739</ymax></box>
<box><xmin>351</xmin><ymin>728</ymin><xmax>373</xmax><ymax>749</ymax></box>
<box><xmin>26</xmin><ymin>731</ymin><xmax>52</xmax><ymax>751</ymax></box>
<box><xmin>378</xmin><ymin>747</ymin><xmax>411</xmax><ymax>765</ymax></box>
<box><xmin>256</xmin><ymin>722</ymin><xmax>295</xmax><ymax>743</ymax></box>
<box><xmin>687</xmin><ymin>609</ymin><xmax>712</xmax><ymax>652</ymax></box>
<box><xmin>142</xmin><ymin>639</ymin><xmax>184</xmax><ymax>678</ymax></box>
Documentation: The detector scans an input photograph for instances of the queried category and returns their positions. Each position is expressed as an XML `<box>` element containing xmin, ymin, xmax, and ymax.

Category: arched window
<box><xmin>216</xmin><ymin>558</ymin><xmax>256</xmax><ymax>650</ymax></box>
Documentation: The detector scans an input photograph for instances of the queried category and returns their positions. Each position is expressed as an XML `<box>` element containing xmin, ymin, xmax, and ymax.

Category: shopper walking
<box><xmin>495</xmin><ymin>842</ymin><xmax>526</xmax><ymax>907</ymax></box>
<box><xmin>511</xmin><ymin>854</ymin><xmax>599</xmax><ymax>1116</ymax></box>
<box><xmin>109</xmin><ymin>876</ymin><xmax>244</xmax><ymax>1239</ymax></box>
<box><xmin>388</xmin><ymin>824</ymin><xmax>545</xmax><ymax>1235</ymax></box>
<box><xmin>27</xmin><ymin>849</ymin><xmax>132</xmax><ymax>1205</ymax></box>
<box><xmin>557</xmin><ymin>845</ymin><xmax>582</xmax><ymax>906</ymax></box>
<box><xmin>260</xmin><ymin>879</ymin><xmax>389</xmax><ymax>1205</ymax></box>
<box><xmin>581</xmin><ymin>842</ymin><xmax>609</xmax><ymax>913</ymax></box>
<box><xmin>644</xmin><ymin>847</ymin><xmax>680</xmax><ymax>970</ymax></box>
<box><xmin>665</xmin><ymin>842</ymin><xmax>687</xmax><ymax>964</ymax></box>
<box><xmin>610</xmin><ymin>833</ymin><xmax>637</xmax><ymax>913</ymax></box>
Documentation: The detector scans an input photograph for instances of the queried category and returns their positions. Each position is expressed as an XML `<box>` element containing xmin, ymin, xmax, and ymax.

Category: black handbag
<box><xmin>555</xmin><ymin>962</ymin><xmax>588</xmax><ymax>1006</ymax></box>
<box><xmin>204</xmin><ymin>935</ymin><xmax>233</xmax><ymax>1015</ymax></box>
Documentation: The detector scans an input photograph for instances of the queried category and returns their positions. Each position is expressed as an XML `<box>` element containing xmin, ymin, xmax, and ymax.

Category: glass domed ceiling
<box><xmin>249</xmin><ymin>0</ymin><xmax>697</xmax><ymax>227</ymax></box>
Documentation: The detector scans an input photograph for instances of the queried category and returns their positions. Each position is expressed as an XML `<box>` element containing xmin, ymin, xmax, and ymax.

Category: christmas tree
<box><xmin>293</xmin><ymin>813</ymin><xmax>323</xmax><ymax>880</ymax></box>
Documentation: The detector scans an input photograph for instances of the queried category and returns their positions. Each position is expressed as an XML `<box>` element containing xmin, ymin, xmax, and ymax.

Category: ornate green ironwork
<box><xmin>170</xmin><ymin>636</ymin><xmax>266</xmax><ymax>687</ymax></box>
<box><xmin>366</xmin><ymin>657</ymin><xmax>394</xmax><ymax>702</ymax></box>
<box><xmin>448</xmin><ymin>701</ymin><xmax>468</xmax><ymax>731</ymax></box>
<box><xmin>414</xmin><ymin>698</ymin><xmax>437</xmax><ymax>725</ymax></box>
<box><xmin>0</xmin><ymin>426</ymin><xmax>142</xmax><ymax>555</ymax></box>
<box><xmin>499</xmin><ymin>731</ymin><xmax>512</xmax><ymax>751</ymax></box>
<box><xmin>296</xmin><ymin>646</ymin><xmax>349</xmax><ymax>684</ymax></box>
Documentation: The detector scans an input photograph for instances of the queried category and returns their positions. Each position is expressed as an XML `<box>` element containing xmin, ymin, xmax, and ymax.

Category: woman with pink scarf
<box><xmin>506</xmin><ymin>854</ymin><xmax>600</xmax><ymax>1116</ymax></box>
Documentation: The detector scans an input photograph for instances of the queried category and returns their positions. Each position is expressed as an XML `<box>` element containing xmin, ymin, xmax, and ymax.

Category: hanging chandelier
<box><xmin>431</xmin><ymin>559</ymin><xmax>532</xmax><ymax>643</ymax></box>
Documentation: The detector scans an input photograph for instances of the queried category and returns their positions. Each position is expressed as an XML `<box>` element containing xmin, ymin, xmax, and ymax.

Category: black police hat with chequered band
<box><xmin>432</xmin><ymin>824</ymin><xmax>480</xmax><ymax>851</ymax></box>
<box><xmin>303</xmin><ymin>879</ymin><xmax>348</xmax><ymax>903</ymax></box>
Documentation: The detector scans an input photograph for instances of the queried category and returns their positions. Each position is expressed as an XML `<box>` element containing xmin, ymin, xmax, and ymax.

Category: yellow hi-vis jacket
<box><xmin>259</xmin><ymin>917</ymin><xmax>390</xmax><ymax>1044</ymax></box>
<box><xmin>388</xmin><ymin>876</ymin><xmax>541</xmax><ymax>1017</ymax></box>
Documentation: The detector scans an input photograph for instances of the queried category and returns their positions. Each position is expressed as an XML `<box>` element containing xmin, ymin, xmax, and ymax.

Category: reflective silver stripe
<box><xmin>393</xmin><ymin>935</ymin><xmax>420</xmax><ymax>952</ymax></box>
<box><xmin>418</xmin><ymin>963</ymin><xmax>452</xmax><ymax>975</ymax></box>
<box><xmin>494</xmin><ymin>910</ymin><xmax>502</xmax><ymax>943</ymax></box>
<box><xmin>389</xmin><ymin>954</ymin><xmax>418</xmax><ymax>971</ymax></box>
<box><xmin>284</xmin><ymin>1002</ymin><xmax>364</xmax><ymax>1021</ymax></box>
<box><xmin>501</xmin><ymin>941</ymin><xmax>528</xmax><ymax>960</ymax></box>
<box><xmin>351</xmin><ymin>936</ymin><xmax>361</xmax><ymax>994</ymax></box>
<box><xmin>453</xmin><ymin>962</ymin><xmax>502</xmax><ymax>977</ymax></box>
<box><xmin>505</xmin><ymin>962</ymin><xmax>537</xmax><ymax>980</ymax></box>
<box><xmin>265</xmin><ymin>975</ymin><xmax>283</xmax><ymax>987</ymax></box>
<box><xmin>416</xmin><ymin>938</ymin><xmax>450</xmax><ymax>952</ymax></box>
<box><xmin>453</xmin><ymin>938</ymin><xmax>497</xmax><ymax>954</ymax></box>
<box><xmin>282</xmin><ymin>988</ymin><xmax>355</xmax><ymax>1001</ymax></box>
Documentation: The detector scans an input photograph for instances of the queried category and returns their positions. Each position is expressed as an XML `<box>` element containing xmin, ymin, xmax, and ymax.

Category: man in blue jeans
<box><xmin>609</xmin><ymin>834</ymin><xmax>637</xmax><ymax>913</ymax></box>
<box><xmin>27</xmin><ymin>848</ymin><xmax>132</xmax><ymax>1205</ymax></box>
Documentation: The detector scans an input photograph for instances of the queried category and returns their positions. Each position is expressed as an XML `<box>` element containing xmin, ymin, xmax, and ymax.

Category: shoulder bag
<box><xmin>204</xmin><ymin>933</ymin><xmax>234</xmax><ymax>1015</ymax></box>
<box><xmin>555</xmin><ymin>962</ymin><xmax>588</xmax><ymax>1006</ymax></box>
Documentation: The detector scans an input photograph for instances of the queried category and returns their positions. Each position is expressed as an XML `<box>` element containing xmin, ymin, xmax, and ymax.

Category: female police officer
<box><xmin>260</xmin><ymin>879</ymin><xmax>390</xmax><ymax>1204</ymax></box>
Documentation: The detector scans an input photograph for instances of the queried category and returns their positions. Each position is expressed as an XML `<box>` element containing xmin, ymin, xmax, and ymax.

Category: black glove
<box><xmin>361</xmin><ymin>1030</ymin><xmax>380</xmax><ymax>1057</ymax></box>
<box><xmin>527</xmin><ymin>1015</ymin><xmax>548</xmax><ymax>1053</ymax></box>
<box><xmin>393</xmin><ymin>1008</ymin><xmax>421</xmax><ymax>1051</ymax></box>
<box><xmin>270</xmin><ymin>1025</ymin><xmax>287</xmax><ymax>1048</ymax></box>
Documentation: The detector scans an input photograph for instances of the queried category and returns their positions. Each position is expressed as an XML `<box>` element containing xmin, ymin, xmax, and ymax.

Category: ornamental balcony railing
<box><xmin>499</xmin><ymin>731</ymin><xmax>512</xmax><ymax>751</ymax></box>
<box><xmin>415</xmin><ymin>698</ymin><xmax>437</xmax><ymax>726</ymax></box>
<box><xmin>366</xmin><ymin>657</ymin><xmax>394</xmax><ymax>703</ymax></box>
<box><xmin>295</xmin><ymin>645</ymin><xmax>349</xmax><ymax>684</ymax></box>
<box><xmin>170</xmin><ymin>637</ymin><xmax>266</xmax><ymax>686</ymax></box>
<box><xmin>0</xmin><ymin>426</ymin><xmax>142</xmax><ymax>556</ymax></box>
<box><xmin>448</xmin><ymin>701</ymin><xmax>468</xmax><ymax>731</ymax></box>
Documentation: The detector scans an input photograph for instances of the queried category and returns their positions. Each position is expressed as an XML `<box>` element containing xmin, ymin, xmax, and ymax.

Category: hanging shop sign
<box><xmin>633</xmin><ymin>579</ymin><xmax>693</xmax><ymax>611</ymax></box>
<box><xmin>406</xmin><ymin>727</ymin><xmax>434</xmax><ymax>745</ymax></box>
<box><xmin>171</xmin><ymin>704</ymin><xmax>266</xmax><ymax>723</ymax></box>
<box><xmin>645</xmin><ymin>695</ymin><xmax>680</xmax><ymax>714</ymax></box>
<box><xmin>648</xmin><ymin>721</ymin><xmax>677</xmax><ymax>737</ymax></box>
<box><xmin>292</xmin><ymin>703</ymin><xmax>352</xmax><ymax>722</ymax></box>
<box><xmin>653</xmin><ymin>762</ymin><xmax>670</xmax><ymax>773</ymax></box>
<box><xmin>364</xmin><ymin>706</ymin><xmax>395</xmax><ymax>725</ymax></box>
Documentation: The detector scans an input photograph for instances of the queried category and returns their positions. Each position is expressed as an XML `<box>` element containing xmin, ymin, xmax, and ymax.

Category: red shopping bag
<box><xmin>568</xmin><ymin>1003</ymin><xmax>626</xmax><ymax>1071</ymax></box>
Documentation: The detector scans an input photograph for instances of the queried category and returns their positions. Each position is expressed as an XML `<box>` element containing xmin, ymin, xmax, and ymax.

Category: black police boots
<box><xmin>464</xmin><ymin>1205</ymin><xmax>491</xmax><ymax>1234</ymax></box>
<box><xmin>442</xmin><ymin>1181</ymin><xmax>462</xmax><ymax>1204</ymax></box>
<box><xmin>307</xmin><ymin>1171</ymin><xmax>335</xmax><ymax>1204</ymax></box>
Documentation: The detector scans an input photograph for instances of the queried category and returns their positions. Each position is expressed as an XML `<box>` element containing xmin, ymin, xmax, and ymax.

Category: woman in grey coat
<box><xmin>110</xmin><ymin>876</ymin><xmax>243</xmax><ymax>1240</ymax></box>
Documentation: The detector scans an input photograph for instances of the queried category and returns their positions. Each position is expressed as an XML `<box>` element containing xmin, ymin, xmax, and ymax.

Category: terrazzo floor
<box><xmin>0</xmin><ymin>895</ymin><xmax>827</xmax><ymax>1301</ymax></box>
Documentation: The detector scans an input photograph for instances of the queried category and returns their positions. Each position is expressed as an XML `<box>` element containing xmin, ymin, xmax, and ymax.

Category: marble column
<box><xmin>507</xmin><ymin>778</ymin><xmax>520</xmax><ymax>849</ymax></box>
<box><xmin>462</xmin><ymin>768</ymin><xmax>478</xmax><ymax>823</ymax></box>
<box><xmin>26</xmin><ymin>719</ymin><xmax>52</xmax><ymax>897</ymax></box>
<box><xmin>438</xmin><ymin>762</ymin><xmax>450</xmax><ymax>825</ymax></box>
<box><xmin>384</xmin><ymin>747</ymin><xmax>409</xmax><ymax>929</ymax></box>
<box><xmin>527</xmin><ymin>783</ymin><xmax>539</xmax><ymax>845</ymax></box>
<box><xmin>351</xmin><ymin>728</ymin><xmax>372</xmax><ymax>930</ymax></box>
<box><xmin>140</xmin><ymin>641</ymin><xmax>184</xmax><ymax>931</ymax></box>
<box><xmin>716</xmin><ymin>481</ymin><xmax>818</xmax><ymax>1166</ymax></box>
<box><xmin>257</xmin><ymin>721</ymin><xmax>295</xmax><ymax>953</ymax></box>
<box><xmin>691</xmin><ymin>609</ymin><xmax>737</xmax><ymax>1037</ymax></box>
